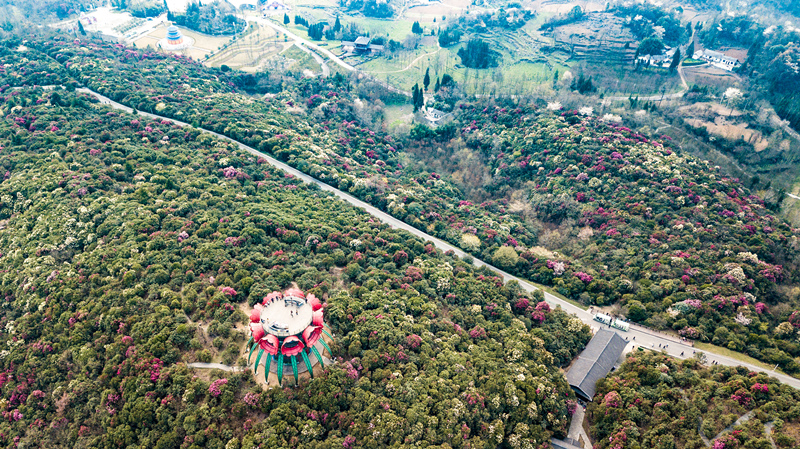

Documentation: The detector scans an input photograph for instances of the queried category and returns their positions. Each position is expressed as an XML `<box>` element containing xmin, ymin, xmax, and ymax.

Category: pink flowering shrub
<box><xmin>730</xmin><ymin>388</ymin><xmax>752</xmax><ymax>407</ymax></box>
<box><xmin>602</xmin><ymin>391</ymin><xmax>621</xmax><ymax>408</ymax></box>
<box><xmin>243</xmin><ymin>392</ymin><xmax>260</xmax><ymax>407</ymax></box>
<box><xmin>535</xmin><ymin>301</ymin><xmax>550</xmax><ymax>312</ymax></box>
<box><xmin>222</xmin><ymin>166</ymin><xmax>237</xmax><ymax>178</ymax></box>
<box><xmin>224</xmin><ymin>236</ymin><xmax>244</xmax><ymax>246</ymax></box>
<box><xmin>468</xmin><ymin>326</ymin><xmax>486</xmax><ymax>339</ymax></box>
<box><xmin>685</xmin><ymin>299</ymin><xmax>702</xmax><ymax>308</ymax></box>
<box><xmin>218</xmin><ymin>286</ymin><xmax>237</xmax><ymax>296</ymax></box>
<box><xmin>209</xmin><ymin>378</ymin><xmax>228</xmax><ymax>397</ymax></box>
<box><xmin>546</xmin><ymin>260</ymin><xmax>566</xmax><ymax>276</ymax></box>
<box><xmin>406</xmin><ymin>334</ymin><xmax>423</xmax><ymax>349</ymax></box>
<box><xmin>712</xmin><ymin>434</ymin><xmax>739</xmax><ymax>449</ymax></box>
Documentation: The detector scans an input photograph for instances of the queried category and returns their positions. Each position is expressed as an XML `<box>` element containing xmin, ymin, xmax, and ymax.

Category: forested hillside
<box><xmin>8</xmin><ymin>35</ymin><xmax>799</xmax><ymax>374</ymax></box>
<box><xmin>0</xmin><ymin>49</ymin><xmax>593</xmax><ymax>447</ymax></box>
<box><xmin>591</xmin><ymin>350</ymin><xmax>800</xmax><ymax>448</ymax></box>
<box><xmin>408</xmin><ymin>103</ymin><xmax>800</xmax><ymax>373</ymax></box>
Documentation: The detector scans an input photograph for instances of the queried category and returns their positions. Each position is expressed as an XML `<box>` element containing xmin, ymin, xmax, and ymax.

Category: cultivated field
<box><xmin>205</xmin><ymin>25</ymin><xmax>287</xmax><ymax>71</ymax></box>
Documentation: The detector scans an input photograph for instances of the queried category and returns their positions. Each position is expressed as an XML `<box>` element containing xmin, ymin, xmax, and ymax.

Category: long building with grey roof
<box><xmin>566</xmin><ymin>328</ymin><xmax>628</xmax><ymax>401</ymax></box>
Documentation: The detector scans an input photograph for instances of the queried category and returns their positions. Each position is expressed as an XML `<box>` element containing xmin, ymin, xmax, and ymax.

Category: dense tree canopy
<box><xmin>591</xmin><ymin>350</ymin><xmax>800</xmax><ymax>449</ymax></box>
<box><xmin>19</xmin><ymin>35</ymin><xmax>800</xmax><ymax>374</ymax></box>
<box><xmin>0</xmin><ymin>38</ymin><xmax>592</xmax><ymax>448</ymax></box>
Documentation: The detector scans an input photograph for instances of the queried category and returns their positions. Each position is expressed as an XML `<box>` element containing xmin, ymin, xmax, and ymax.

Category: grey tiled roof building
<box><xmin>566</xmin><ymin>329</ymin><xmax>628</xmax><ymax>401</ymax></box>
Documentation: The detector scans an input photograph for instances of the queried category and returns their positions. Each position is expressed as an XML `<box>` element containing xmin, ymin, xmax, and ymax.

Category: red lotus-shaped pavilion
<box><xmin>247</xmin><ymin>288</ymin><xmax>333</xmax><ymax>386</ymax></box>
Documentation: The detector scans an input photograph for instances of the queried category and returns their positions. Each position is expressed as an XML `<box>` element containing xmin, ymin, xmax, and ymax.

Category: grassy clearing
<box><xmin>682</xmin><ymin>58</ymin><xmax>705</xmax><ymax>66</ymax></box>
<box><xmin>282</xmin><ymin>45</ymin><xmax>321</xmax><ymax>74</ymax></box>
<box><xmin>383</xmin><ymin>104</ymin><xmax>414</xmax><ymax>131</ymax></box>
<box><xmin>694</xmin><ymin>342</ymin><xmax>792</xmax><ymax>375</ymax></box>
<box><xmin>358</xmin><ymin>18</ymin><xmax>418</xmax><ymax>41</ymax></box>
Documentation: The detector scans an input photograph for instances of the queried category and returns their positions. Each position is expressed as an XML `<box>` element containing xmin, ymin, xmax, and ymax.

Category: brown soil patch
<box><xmin>682</xmin><ymin>64</ymin><xmax>741</xmax><ymax>87</ymax></box>
<box><xmin>684</xmin><ymin>117</ymin><xmax>768</xmax><ymax>151</ymax></box>
<box><xmin>679</xmin><ymin>101</ymin><xmax>743</xmax><ymax>118</ymax></box>
<box><xmin>779</xmin><ymin>422</ymin><xmax>800</xmax><ymax>445</ymax></box>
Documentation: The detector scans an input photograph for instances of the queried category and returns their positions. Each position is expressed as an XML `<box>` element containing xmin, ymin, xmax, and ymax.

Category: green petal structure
<box><xmin>277</xmin><ymin>354</ymin><xmax>284</xmax><ymax>385</ymax></box>
<box><xmin>291</xmin><ymin>356</ymin><xmax>299</xmax><ymax>384</ymax></box>
<box><xmin>254</xmin><ymin>349</ymin><xmax>264</xmax><ymax>375</ymax></box>
<box><xmin>311</xmin><ymin>346</ymin><xmax>325</xmax><ymax>368</ymax></box>
<box><xmin>301</xmin><ymin>351</ymin><xmax>314</xmax><ymax>378</ymax></box>
<box><xmin>248</xmin><ymin>342</ymin><xmax>258</xmax><ymax>364</ymax></box>
<box><xmin>319</xmin><ymin>339</ymin><xmax>332</xmax><ymax>357</ymax></box>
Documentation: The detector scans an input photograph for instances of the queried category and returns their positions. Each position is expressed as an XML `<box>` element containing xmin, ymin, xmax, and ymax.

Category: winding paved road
<box><xmin>252</xmin><ymin>18</ymin><xmax>355</xmax><ymax>72</ymax></box>
<box><xmin>251</xmin><ymin>18</ymin><xmax>411</xmax><ymax>97</ymax></box>
<box><xmin>75</xmin><ymin>87</ymin><xmax>800</xmax><ymax>391</ymax></box>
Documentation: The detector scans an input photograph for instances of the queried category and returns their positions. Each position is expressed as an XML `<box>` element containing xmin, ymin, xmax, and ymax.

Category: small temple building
<box><xmin>247</xmin><ymin>288</ymin><xmax>333</xmax><ymax>386</ymax></box>
<box><xmin>166</xmin><ymin>26</ymin><xmax>184</xmax><ymax>46</ymax></box>
<box><xmin>158</xmin><ymin>25</ymin><xmax>193</xmax><ymax>51</ymax></box>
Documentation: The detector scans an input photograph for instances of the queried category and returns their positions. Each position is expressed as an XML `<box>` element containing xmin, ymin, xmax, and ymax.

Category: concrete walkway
<box><xmin>187</xmin><ymin>362</ymin><xmax>245</xmax><ymax>372</ymax></box>
<box><xmin>566</xmin><ymin>406</ymin><xmax>591</xmax><ymax>448</ymax></box>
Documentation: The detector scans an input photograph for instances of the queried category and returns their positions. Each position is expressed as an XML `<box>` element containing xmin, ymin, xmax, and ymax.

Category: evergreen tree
<box><xmin>308</xmin><ymin>23</ymin><xmax>325</xmax><ymax>40</ymax></box>
<box><xmin>457</xmin><ymin>39</ymin><xmax>499</xmax><ymax>68</ymax></box>
<box><xmin>78</xmin><ymin>20</ymin><xmax>86</xmax><ymax>36</ymax></box>
<box><xmin>440</xmin><ymin>73</ymin><xmax>454</xmax><ymax>88</ymax></box>
<box><xmin>686</xmin><ymin>41</ymin><xmax>694</xmax><ymax>59</ymax></box>
<box><xmin>334</xmin><ymin>16</ymin><xmax>341</xmax><ymax>32</ymax></box>
<box><xmin>284</xmin><ymin>13</ymin><xmax>289</xmax><ymax>25</ymax></box>
<box><xmin>412</xmin><ymin>21</ymin><xmax>423</xmax><ymax>34</ymax></box>
<box><xmin>434</xmin><ymin>77</ymin><xmax>440</xmax><ymax>92</ymax></box>
<box><xmin>669</xmin><ymin>49</ymin><xmax>681</xmax><ymax>72</ymax></box>
<box><xmin>552</xmin><ymin>69</ymin><xmax>559</xmax><ymax>89</ymax></box>
<box><xmin>423</xmin><ymin>68</ymin><xmax>430</xmax><ymax>91</ymax></box>
<box><xmin>412</xmin><ymin>84</ymin><xmax>425</xmax><ymax>112</ymax></box>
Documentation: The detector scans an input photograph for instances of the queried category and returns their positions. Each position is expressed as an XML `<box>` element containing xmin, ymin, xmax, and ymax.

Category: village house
<box><xmin>694</xmin><ymin>49</ymin><xmax>740</xmax><ymax>71</ymax></box>
<box><xmin>636</xmin><ymin>47</ymin><xmax>677</xmax><ymax>68</ymax></box>
<box><xmin>341</xmin><ymin>36</ymin><xmax>384</xmax><ymax>54</ymax></box>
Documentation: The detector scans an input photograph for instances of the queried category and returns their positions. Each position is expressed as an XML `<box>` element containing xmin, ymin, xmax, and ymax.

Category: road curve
<box><xmin>252</xmin><ymin>18</ymin><xmax>355</xmax><ymax>72</ymax></box>
<box><xmin>251</xmin><ymin>18</ymin><xmax>411</xmax><ymax>97</ymax></box>
<box><xmin>76</xmin><ymin>87</ymin><xmax>800</xmax><ymax>391</ymax></box>
<box><xmin>293</xmin><ymin>42</ymin><xmax>330</xmax><ymax>77</ymax></box>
